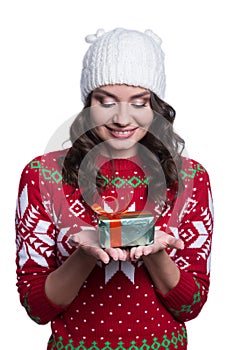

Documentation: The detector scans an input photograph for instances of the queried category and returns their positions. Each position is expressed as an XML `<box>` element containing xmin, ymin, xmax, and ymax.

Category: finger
<box><xmin>96</xmin><ymin>249</ymin><xmax>110</xmax><ymax>264</ymax></box>
<box><xmin>83</xmin><ymin>246</ymin><xmax>110</xmax><ymax>264</ymax></box>
<box><xmin>68</xmin><ymin>234</ymin><xmax>80</xmax><ymax>247</ymax></box>
<box><xmin>121</xmin><ymin>249</ymin><xmax>130</xmax><ymax>261</ymax></box>
<box><xmin>141</xmin><ymin>245</ymin><xmax>154</xmax><ymax>256</ymax></box>
<box><xmin>165</xmin><ymin>237</ymin><xmax>184</xmax><ymax>250</ymax></box>
<box><xmin>116</xmin><ymin>248</ymin><xmax>125</xmax><ymax>260</ymax></box>
<box><xmin>105</xmin><ymin>248</ymin><xmax>120</xmax><ymax>261</ymax></box>
<box><xmin>155</xmin><ymin>230</ymin><xmax>184</xmax><ymax>250</ymax></box>
<box><xmin>173</xmin><ymin>238</ymin><xmax>184</xmax><ymax>250</ymax></box>
<box><xmin>109</xmin><ymin>248</ymin><xmax>126</xmax><ymax>260</ymax></box>
<box><xmin>133</xmin><ymin>246</ymin><xmax>144</xmax><ymax>260</ymax></box>
<box><xmin>133</xmin><ymin>246</ymin><xmax>141</xmax><ymax>259</ymax></box>
<box><xmin>130</xmin><ymin>247</ymin><xmax>137</xmax><ymax>260</ymax></box>
<box><xmin>117</xmin><ymin>248</ymin><xmax>129</xmax><ymax>261</ymax></box>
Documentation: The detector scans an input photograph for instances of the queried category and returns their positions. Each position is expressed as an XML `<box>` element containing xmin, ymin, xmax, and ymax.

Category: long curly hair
<box><xmin>61</xmin><ymin>91</ymin><xmax>185</xmax><ymax>206</ymax></box>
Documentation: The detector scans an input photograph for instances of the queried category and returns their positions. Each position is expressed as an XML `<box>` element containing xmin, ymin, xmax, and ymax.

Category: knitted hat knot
<box><xmin>85</xmin><ymin>28</ymin><xmax>106</xmax><ymax>44</ymax></box>
<box><xmin>80</xmin><ymin>28</ymin><xmax>166</xmax><ymax>103</ymax></box>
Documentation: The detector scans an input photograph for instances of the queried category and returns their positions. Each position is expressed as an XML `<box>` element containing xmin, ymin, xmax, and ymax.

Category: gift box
<box><xmin>98</xmin><ymin>211</ymin><xmax>155</xmax><ymax>248</ymax></box>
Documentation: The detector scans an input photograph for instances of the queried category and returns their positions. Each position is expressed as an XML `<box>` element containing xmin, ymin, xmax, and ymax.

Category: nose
<box><xmin>112</xmin><ymin>102</ymin><xmax>131</xmax><ymax>126</ymax></box>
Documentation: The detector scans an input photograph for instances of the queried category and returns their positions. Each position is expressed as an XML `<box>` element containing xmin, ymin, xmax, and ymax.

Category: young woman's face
<box><xmin>90</xmin><ymin>84</ymin><xmax>154</xmax><ymax>158</ymax></box>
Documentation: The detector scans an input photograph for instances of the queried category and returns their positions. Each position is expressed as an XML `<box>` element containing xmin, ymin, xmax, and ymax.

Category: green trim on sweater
<box><xmin>49</xmin><ymin>328</ymin><xmax>187</xmax><ymax>349</ymax></box>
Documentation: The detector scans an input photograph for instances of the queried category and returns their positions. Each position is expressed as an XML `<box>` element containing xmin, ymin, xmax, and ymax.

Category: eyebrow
<box><xmin>92</xmin><ymin>88</ymin><xmax>151</xmax><ymax>100</ymax></box>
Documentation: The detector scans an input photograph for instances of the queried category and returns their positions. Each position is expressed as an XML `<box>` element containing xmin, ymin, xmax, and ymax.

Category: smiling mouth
<box><xmin>105</xmin><ymin>126</ymin><xmax>138</xmax><ymax>138</ymax></box>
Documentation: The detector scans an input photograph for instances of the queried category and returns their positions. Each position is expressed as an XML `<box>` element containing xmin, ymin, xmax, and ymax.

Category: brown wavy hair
<box><xmin>61</xmin><ymin>91</ymin><xmax>185</xmax><ymax>205</ymax></box>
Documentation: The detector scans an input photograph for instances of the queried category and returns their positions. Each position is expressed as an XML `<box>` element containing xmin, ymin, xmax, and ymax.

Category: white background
<box><xmin>1</xmin><ymin>0</ymin><xmax>233</xmax><ymax>348</ymax></box>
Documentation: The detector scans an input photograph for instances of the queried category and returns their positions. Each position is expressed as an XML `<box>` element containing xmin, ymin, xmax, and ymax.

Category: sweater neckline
<box><xmin>96</xmin><ymin>154</ymin><xmax>144</xmax><ymax>172</ymax></box>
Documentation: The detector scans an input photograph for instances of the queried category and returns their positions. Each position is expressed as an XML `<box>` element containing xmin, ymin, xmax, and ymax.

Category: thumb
<box><xmin>174</xmin><ymin>238</ymin><xmax>184</xmax><ymax>250</ymax></box>
<box><xmin>68</xmin><ymin>233</ymin><xmax>81</xmax><ymax>247</ymax></box>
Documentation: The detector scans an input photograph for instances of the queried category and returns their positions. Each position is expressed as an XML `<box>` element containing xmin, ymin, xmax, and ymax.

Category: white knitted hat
<box><xmin>80</xmin><ymin>28</ymin><xmax>166</xmax><ymax>103</ymax></box>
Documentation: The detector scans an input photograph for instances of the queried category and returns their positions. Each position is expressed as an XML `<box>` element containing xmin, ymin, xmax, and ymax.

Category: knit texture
<box><xmin>15</xmin><ymin>150</ymin><xmax>213</xmax><ymax>349</ymax></box>
<box><xmin>80</xmin><ymin>28</ymin><xmax>166</xmax><ymax>103</ymax></box>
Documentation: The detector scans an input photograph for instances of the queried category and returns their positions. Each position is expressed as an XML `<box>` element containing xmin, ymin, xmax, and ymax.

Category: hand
<box><xmin>69</xmin><ymin>230</ymin><xmax>130</xmax><ymax>264</ymax></box>
<box><xmin>130</xmin><ymin>229</ymin><xmax>184</xmax><ymax>261</ymax></box>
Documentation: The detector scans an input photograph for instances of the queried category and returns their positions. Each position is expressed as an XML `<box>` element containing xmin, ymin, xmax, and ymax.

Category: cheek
<box><xmin>90</xmin><ymin>104</ymin><xmax>113</xmax><ymax>127</ymax></box>
<box><xmin>136</xmin><ymin>128</ymin><xmax>148</xmax><ymax>140</ymax></box>
<box><xmin>90</xmin><ymin>110</ymin><xmax>104</xmax><ymax>127</ymax></box>
<box><xmin>137</xmin><ymin>111</ymin><xmax>154</xmax><ymax>129</ymax></box>
<box><xmin>94</xmin><ymin>125</ymin><xmax>108</xmax><ymax>140</ymax></box>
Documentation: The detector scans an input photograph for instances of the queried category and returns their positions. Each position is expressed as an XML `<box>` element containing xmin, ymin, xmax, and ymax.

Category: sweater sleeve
<box><xmin>15</xmin><ymin>157</ymin><xmax>67</xmax><ymax>325</ymax></box>
<box><xmin>155</xmin><ymin>160</ymin><xmax>214</xmax><ymax>322</ymax></box>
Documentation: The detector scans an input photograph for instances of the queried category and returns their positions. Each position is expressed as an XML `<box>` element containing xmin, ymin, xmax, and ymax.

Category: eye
<box><xmin>94</xmin><ymin>95</ymin><xmax>116</xmax><ymax>108</ymax></box>
<box><xmin>131</xmin><ymin>103</ymin><xmax>147</xmax><ymax>108</ymax></box>
<box><xmin>101</xmin><ymin>102</ymin><xmax>116</xmax><ymax>108</ymax></box>
<box><xmin>131</xmin><ymin>101</ymin><xmax>148</xmax><ymax>108</ymax></box>
<box><xmin>130</xmin><ymin>98</ymin><xmax>149</xmax><ymax>109</ymax></box>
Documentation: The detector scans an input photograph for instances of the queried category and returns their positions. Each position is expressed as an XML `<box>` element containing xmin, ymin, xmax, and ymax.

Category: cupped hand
<box><xmin>130</xmin><ymin>229</ymin><xmax>184</xmax><ymax>261</ymax></box>
<box><xmin>69</xmin><ymin>230</ymin><xmax>130</xmax><ymax>264</ymax></box>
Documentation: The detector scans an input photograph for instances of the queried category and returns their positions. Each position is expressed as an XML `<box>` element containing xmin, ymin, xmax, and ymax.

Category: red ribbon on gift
<box><xmin>91</xmin><ymin>198</ymin><xmax>152</xmax><ymax>247</ymax></box>
<box><xmin>91</xmin><ymin>197</ymin><xmax>130</xmax><ymax>247</ymax></box>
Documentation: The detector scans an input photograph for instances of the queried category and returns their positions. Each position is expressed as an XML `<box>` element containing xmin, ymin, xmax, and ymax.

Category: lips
<box><xmin>105</xmin><ymin>126</ymin><xmax>138</xmax><ymax>139</ymax></box>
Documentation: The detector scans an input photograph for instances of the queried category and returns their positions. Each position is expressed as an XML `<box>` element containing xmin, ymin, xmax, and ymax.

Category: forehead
<box><xmin>93</xmin><ymin>84</ymin><xmax>150</xmax><ymax>100</ymax></box>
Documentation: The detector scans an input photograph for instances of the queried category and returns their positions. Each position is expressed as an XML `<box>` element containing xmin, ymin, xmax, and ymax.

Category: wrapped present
<box><xmin>98</xmin><ymin>211</ymin><xmax>155</xmax><ymax>248</ymax></box>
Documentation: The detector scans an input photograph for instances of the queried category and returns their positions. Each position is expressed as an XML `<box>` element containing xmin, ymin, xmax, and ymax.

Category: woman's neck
<box><xmin>98</xmin><ymin>144</ymin><xmax>138</xmax><ymax>159</ymax></box>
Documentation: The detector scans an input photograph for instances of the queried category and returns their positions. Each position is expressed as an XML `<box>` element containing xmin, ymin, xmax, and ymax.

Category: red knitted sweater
<box><xmin>15</xmin><ymin>150</ymin><xmax>213</xmax><ymax>349</ymax></box>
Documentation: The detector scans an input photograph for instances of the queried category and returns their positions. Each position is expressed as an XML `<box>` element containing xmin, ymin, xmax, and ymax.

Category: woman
<box><xmin>16</xmin><ymin>28</ymin><xmax>213</xmax><ymax>349</ymax></box>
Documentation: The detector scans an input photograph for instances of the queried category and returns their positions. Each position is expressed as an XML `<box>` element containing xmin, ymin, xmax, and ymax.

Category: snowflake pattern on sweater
<box><xmin>15</xmin><ymin>150</ymin><xmax>214</xmax><ymax>350</ymax></box>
